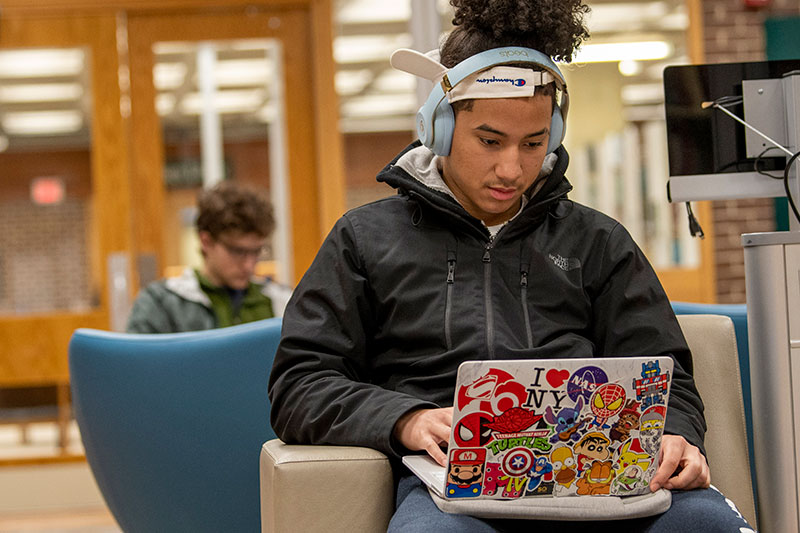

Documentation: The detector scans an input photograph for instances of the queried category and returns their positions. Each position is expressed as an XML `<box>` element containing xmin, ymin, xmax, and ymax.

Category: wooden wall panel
<box><xmin>0</xmin><ymin>312</ymin><xmax>107</xmax><ymax>385</ymax></box>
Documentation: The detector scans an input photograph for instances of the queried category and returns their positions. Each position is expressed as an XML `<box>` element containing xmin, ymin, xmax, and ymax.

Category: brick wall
<box><xmin>701</xmin><ymin>0</ymin><xmax>800</xmax><ymax>303</ymax></box>
<box><xmin>0</xmin><ymin>199</ymin><xmax>90</xmax><ymax>314</ymax></box>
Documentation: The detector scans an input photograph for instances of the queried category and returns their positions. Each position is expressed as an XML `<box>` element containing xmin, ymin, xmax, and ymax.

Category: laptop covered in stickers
<box><xmin>403</xmin><ymin>356</ymin><xmax>673</xmax><ymax>504</ymax></box>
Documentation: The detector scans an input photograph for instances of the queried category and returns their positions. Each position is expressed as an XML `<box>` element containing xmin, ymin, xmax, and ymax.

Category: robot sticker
<box><xmin>446</xmin><ymin>448</ymin><xmax>487</xmax><ymax>498</ymax></box>
<box><xmin>634</xmin><ymin>360</ymin><xmax>671</xmax><ymax>409</ymax></box>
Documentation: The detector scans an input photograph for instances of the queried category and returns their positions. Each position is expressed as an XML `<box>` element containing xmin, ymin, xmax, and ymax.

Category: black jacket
<box><xmin>268</xmin><ymin>142</ymin><xmax>706</xmax><ymax>459</ymax></box>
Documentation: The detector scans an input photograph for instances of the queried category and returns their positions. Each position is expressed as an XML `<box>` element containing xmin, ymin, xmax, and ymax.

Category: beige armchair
<box><xmin>260</xmin><ymin>314</ymin><xmax>757</xmax><ymax>532</ymax></box>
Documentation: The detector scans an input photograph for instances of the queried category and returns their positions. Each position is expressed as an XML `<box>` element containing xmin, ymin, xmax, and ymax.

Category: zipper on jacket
<box><xmin>520</xmin><ymin>268</ymin><xmax>534</xmax><ymax>349</ymax></box>
<box><xmin>483</xmin><ymin>242</ymin><xmax>495</xmax><ymax>359</ymax></box>
<box><xmin>445</xmin><ymin>253</ymin><xmax>456</xmax><ymax>350</ymax></box>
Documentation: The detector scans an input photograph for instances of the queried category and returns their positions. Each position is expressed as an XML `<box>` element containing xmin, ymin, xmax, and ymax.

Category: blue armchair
<box><xmin>69</xmin><ymin>317</ymin><xmax>282</xmax><ymax>533</ymax></box>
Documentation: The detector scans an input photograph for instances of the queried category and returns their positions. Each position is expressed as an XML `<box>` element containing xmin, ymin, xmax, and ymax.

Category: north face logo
<box><xmin>549</xmin><ymin>253</ymin><xmax>581</xmax><ymax>272</ymax></box>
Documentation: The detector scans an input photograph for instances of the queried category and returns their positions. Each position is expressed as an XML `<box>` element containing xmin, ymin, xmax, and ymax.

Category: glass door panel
<box><xmin>0</xmin><ymin>46</ymin><xmax>95</xmax><ymax>315</ymax></box>
<box><xmin>153</xmin><ymin>39</ymin><xmax>291</xmax><ymax>283</ymax></box>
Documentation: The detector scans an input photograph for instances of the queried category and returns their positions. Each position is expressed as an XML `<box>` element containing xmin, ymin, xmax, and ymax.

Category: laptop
<box><xmin>403</xmin><ymin>356</ymin><xmax>673</xmax><ymax>501</ymax></box>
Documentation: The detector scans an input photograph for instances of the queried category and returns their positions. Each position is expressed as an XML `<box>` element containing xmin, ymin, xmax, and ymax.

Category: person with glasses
<box><xmin>126</xmin><ymin>181</ymin><xmax>291</xmax><ymax>333</ymax></box>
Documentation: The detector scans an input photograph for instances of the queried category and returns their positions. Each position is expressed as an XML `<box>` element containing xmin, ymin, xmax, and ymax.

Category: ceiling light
<box><xmin>341</xmin><ymin>93</ymin><xmax>416</xmax><ymax>117</ymax></box>
<box><xmin>156</xmin><ymin>93</ymin><xmax>177</xmax><ymax>116</ymax></box>
<box><xmin>179</xmin><ymin>89</ymin><xmax>266</xmax><ymax>115</ymax></box>
<box><xmin>335</xmin><ymin>69</ymin><xmax>375</xmax><ymax>96</ymax></box>
<box><xmin>0</xmin><ymin>49</ymin><xmax>85</xmax><ymax>78</ymax></box>
<box><xmin>0</xmin><ymin>83</ymin><xmax>83</xmax><ymax>103</ymax></box>
<box><xmin>154</xmin><ymin>62</ymin><xmax>188</xmax><ymax>91</ymax></box>
<box><xmin>621</xmin><ymin>83</ymin><xmax>665</xmax><ymax>105</ymax></box>
<box><xmin>2</xmin><ymin>110</ymin><xmax>83</xmax><ymax>135</ymax></box>
<box><xmin>373</xmin><ymin>70</ymin><xmax>415</xmax><ymax>93</ymax></box>
<box><xmin>334</xmin><ymin>34</ymin><xmax>412</xmax><ymax>64</ymax></box>
<box><xmin>574</xmin><ymin>41</ymin><xmax>672</xmax><ymax>63</ymax></box>
<box><xmin>215</xmin><ymin>59</ymin><xmax>273</xmax><ymax>87</ymax></box>
<box><xmin>337</xmin><ymin>0</ymin><xmax>409</xmax><ymax>24</ymax></box>
<box><xmin>618</xmin><ymin>60</ymin><xmax>643</xmax><ymax>77</ymax></box>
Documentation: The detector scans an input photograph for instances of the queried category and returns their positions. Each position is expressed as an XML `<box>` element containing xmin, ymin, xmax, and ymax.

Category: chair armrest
<box><xmin>260</xmin><ymin>439</ymin><xmax>394</xmax><ymax>533</ymax></box>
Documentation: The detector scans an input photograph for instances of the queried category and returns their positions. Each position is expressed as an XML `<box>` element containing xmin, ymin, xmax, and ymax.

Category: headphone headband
<box><xmin>416</xmin><ymin>47</ymin><xmax>569</xmax><ymax>156</ymax></box>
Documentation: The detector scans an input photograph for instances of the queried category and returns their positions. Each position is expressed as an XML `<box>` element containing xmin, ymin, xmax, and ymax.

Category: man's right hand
<box><xmin>393</xmin><ymin>407</ymin><xmax>453</xmax><ymax>467</ymax></box>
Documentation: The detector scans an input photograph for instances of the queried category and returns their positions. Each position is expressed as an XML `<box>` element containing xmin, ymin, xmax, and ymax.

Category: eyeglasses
<box><xmin>218</xmin><ymin>240</ymin><xmax>266</xmax><ymax>260</ymax></box>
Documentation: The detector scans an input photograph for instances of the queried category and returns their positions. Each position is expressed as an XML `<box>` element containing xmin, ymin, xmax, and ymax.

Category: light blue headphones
<box><xmin>416</xmin><ymin>47</ymin><xmax>568</xmax><ymax>156</ymax></box>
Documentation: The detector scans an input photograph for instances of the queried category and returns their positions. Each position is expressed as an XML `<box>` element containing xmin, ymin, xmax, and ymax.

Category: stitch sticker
<box><xmin>544</xmin><ymin>396</ymin><xmax>590</xmax><ymax>444</ymax></box>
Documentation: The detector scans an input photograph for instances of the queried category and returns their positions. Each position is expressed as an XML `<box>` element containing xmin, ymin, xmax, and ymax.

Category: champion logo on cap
<box><xmin>475</xmin><ymin>75</ymin><xmax>527</xmax><ymax>87</ymax></box>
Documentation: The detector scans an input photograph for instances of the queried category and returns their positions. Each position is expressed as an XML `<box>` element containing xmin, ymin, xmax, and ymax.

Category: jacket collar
<box><xmin>377</xmin><ymin>141</ymin><xmax>573</xmax><ymax>238</ymax></box>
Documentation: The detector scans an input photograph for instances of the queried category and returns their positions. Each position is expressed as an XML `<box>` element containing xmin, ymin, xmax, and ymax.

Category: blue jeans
<box><xmin>388</xmin><ymin>476</ymin><xmax>755</xmax><ymax>532</ymax></box>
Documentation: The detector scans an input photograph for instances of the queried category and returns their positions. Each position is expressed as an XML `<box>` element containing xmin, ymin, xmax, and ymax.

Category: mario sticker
<box><xmin>447</xmin><ymin>448</ymin><xmax>487</xmax><ymax>498</ymax></box>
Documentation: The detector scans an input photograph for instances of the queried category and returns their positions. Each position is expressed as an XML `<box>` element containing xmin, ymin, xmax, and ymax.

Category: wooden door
<box><xmin>0</xmin><ymin>16</ymin><xmax>125</xmax><ymax>387</ymax></box>
<box><xmin>127</xmin><ymin>4</ymin><xmax>344</xmax><ymax>287</ymax></box>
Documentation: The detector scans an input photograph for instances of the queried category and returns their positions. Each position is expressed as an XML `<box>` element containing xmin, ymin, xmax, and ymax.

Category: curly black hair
<box><xmin>440</xmin><ymin>0</ymin><xmax>590</xmax><ymax>66</ymax></box>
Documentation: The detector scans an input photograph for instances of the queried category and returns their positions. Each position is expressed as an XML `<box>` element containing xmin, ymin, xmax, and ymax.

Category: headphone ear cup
<box><xmin>430</xmin><ymin>101</ymin><xmax>455</xmax><ymax>156</ymax></box>
<box><xmin>547</xmin><ymin>106</ymin><xmax>564</xmax><ymax>154</ymax></box>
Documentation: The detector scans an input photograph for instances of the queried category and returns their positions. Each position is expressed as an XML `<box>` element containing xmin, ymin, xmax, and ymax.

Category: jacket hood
<box><xmin>376</xmin><ymin>141</ymin><xmax>573</xmax><ymax>238</ymax></box>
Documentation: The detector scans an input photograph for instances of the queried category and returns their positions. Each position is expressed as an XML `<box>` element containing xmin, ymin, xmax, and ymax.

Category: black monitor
<box><xmin>663</xmin><ymin>60</ymin><xmax>800</xmax><ymax>202</ymax></box>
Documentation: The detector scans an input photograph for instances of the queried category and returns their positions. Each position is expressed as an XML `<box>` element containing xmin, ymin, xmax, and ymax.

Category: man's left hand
<box><xmin>649</xmin><ymin>434</ymin><xmax>710</xmax><ymax>491</ymax></box>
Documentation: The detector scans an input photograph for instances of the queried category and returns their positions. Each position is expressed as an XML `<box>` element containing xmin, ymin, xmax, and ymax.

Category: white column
<box><xmin>197</xmin><ymin>43</ymin><xmax>225</xmax><ymax>188</ymax></box>
<box><xmin>409</xmin><ymin>0</ymin><xmax>442</xmax><ymax>108</ymax></box>
<box><xmin>622</xmin><ymin>125</ymin><xmax>644</xmax><ymax>246</ymax></box>
<box><xmin>266</xmin><ymin>41</ymin><xmax>293</xmax><ymax>284</ymax></box>
<box><xmin>644</xmin><ymin>121</ymin><xmax>672</xmax><ymax>268</ymax></box>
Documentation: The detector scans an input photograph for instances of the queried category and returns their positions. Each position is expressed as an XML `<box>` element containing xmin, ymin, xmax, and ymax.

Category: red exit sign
<box><xmin>30</xmin><ymin>176</ymin><xmax>66</xmax><ymax>205</ymax></box>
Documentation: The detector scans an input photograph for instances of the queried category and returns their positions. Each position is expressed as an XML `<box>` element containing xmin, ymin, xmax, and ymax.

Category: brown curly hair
<box><xmin>440</xmin><ymin>0</ymin><xmax>591</xmax><ymax>67</ymax></box>
<box><xmin>195</xmin><ymin>181</ymin><xmax>274</xmax><ymax>239</ymax></box>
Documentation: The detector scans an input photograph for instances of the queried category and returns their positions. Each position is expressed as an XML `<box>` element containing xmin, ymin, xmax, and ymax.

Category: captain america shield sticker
<box><xmin>502</xmin><ymin>448</ymin><xmax>535</xmax><ymax>476</ymax></box>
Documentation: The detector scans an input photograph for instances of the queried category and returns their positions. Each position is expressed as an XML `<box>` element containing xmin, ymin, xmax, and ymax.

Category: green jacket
<box><xmin>126</xmin><ymin>268</ymin><xmax>291</xmax><ymax>333</ymax></box>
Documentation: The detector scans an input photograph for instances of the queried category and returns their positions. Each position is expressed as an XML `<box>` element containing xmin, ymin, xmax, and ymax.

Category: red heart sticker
<box><xmin>546</xmin><ymin>369</ymin><xmax>570</xmax><ymax>388</ymax></box>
